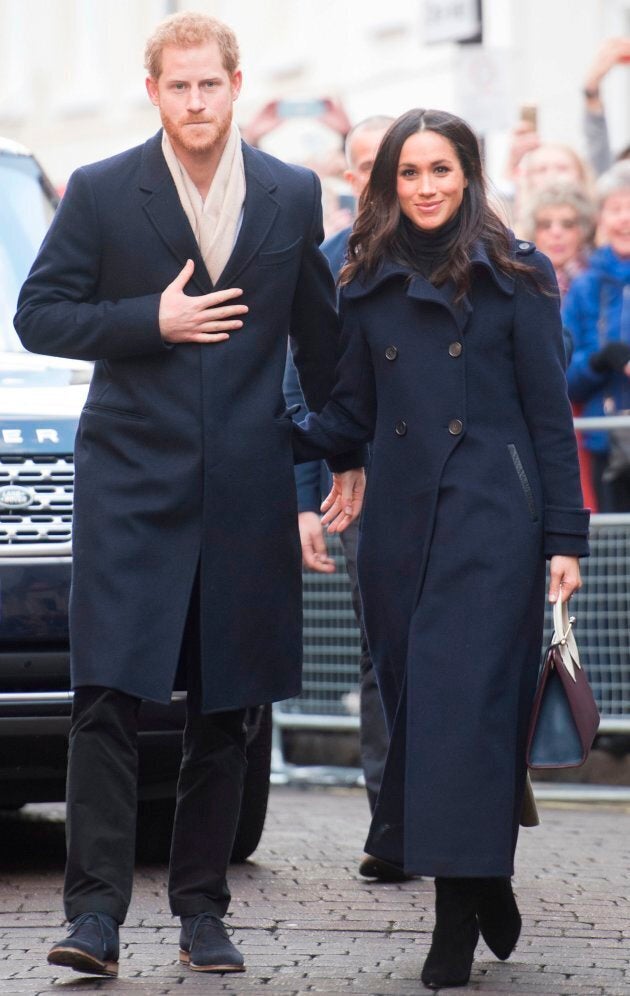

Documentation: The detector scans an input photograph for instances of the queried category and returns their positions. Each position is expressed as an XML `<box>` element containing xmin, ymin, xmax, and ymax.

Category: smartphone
<box><xmin>519</xmin><ymin>104</ymin><xmax>538</xmax><ymax>131</ymax></box>
<box><xmin>276</xmin><ymin>99</ymin><xmax>326</xmax><ymax>118</ymax></box>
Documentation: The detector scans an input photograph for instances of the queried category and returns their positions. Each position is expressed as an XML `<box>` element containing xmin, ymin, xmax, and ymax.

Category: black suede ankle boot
<box><xmin>421</xmin><ymin>877</ymin><xmax>480</xmax><ymax>990</ymax></box>
<box><xmin>476</xmin><ymin>877</ymin><xmax>521</xmax><ymax>960</ymax></box>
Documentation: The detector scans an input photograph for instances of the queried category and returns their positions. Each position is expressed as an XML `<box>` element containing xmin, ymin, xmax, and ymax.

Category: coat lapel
<box><xmin>469</xmin><ymin>241</ymin><xmax>515</xmax><ymax>296</ymax></box>
<box><xmin>345</xmin><ymin>259</ymin><xmax>473</xmax><ymax>333</ymax></box>
<box><xmin>139</xmin><ymin>132</ymin><xmax>214</xmax><ymax>294</ymax></box>
<box><xmin>214</xmin><ymin>143</ymin><xmax>280</xmax><ymax>290</ymax></box>
<box><xmin>344</xmin><ymin>239</ymin><xmax>516</xmax><ymax>334</ymax></box>
<box><xmin>139</xmin><ymin>135</ymin><xmax>281</xmax><ymax>294</ymax></box>
<box><xmin>407</xmin><ymin>275</ymin><xmax>472</xmax><ymax>334</ymax></box>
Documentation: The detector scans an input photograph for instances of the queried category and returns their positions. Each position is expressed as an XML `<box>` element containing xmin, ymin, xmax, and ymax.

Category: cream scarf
<box><xmin>161</xmin><ymin>122</ymin><xmax>246</xmax><ymax>285</ymax></box>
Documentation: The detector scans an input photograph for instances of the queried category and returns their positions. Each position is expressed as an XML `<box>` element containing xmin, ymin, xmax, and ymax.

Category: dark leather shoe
<box><xmin>421</xmin><ymin>878</ymin><xmax>479</xmax><ymax>990</ymax></box>
<box><xmin>476</xmin><ymin>877</ymin><xmax>521</xmax><ymax>960</ymax></box>
<box><xmin>179</xmin><ymin>913</ymin><xmax>245</xmax><ymax>973</ymax></box>
<box><xmin>47</xmin><ymin>912</ymin><xmax>119</xmax><ymax>977</ymax></box>
<box><xmin>359</xmin><ymin>853</ymin><xmax>412</xmax><ymax>882</ymax></box>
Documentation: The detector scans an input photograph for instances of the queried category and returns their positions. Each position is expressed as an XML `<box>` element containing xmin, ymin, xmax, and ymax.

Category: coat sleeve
<box><xmin>512</xmin><ymin>252</ymin><xmax>590</xmax><ymax>558</ymax></box>
<box><xmin>14</xmin><ymin>167</ymin><xmax>166</xmax><ymax>361</ymax></box>
<box><xmin>292</xmin><ymin>295</ymin><xmax>376</xmax><ymax>466</ymax></box>
<box><xmin>283</xmin><ymin>347</ymin><xmax>326</xmax><ymax>512</ymax></box>
<box><xmin>563</xmin><ymin>275</ymin><xmax>608</xmax><ymax>403</ymax></box>
<box><xmin>288</xmin><ymin>170</ymin><xmax>363</xmax><ymax>473</ymax></box>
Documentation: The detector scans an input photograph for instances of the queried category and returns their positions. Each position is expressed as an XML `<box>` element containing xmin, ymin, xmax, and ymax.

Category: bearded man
<box><xmin>15</xmin><ymin>10</ymin><xmax>363</xmax><ymax>978</ymax></box>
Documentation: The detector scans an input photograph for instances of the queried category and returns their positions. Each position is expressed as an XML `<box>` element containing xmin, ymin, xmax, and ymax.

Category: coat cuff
<box><xmin>544</xmin><ymin>505</ymin><xmax>590</xmax><ymax>559</ymax></box>
<box><xmin>326</xmin><ymin>448</ymin><xmax>366</xmax><ymax>474</ymax></box>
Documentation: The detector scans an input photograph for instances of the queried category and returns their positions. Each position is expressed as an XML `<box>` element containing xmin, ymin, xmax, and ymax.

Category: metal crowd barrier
<box><xmin>271</xmin><ymin>536</ymin><xmax>365</xmax><ymax>785</ymax></box>
<box><xmin>272</xmin><ymin>415</ymin><xmax>630</xmax><ymax>798</ymax></box>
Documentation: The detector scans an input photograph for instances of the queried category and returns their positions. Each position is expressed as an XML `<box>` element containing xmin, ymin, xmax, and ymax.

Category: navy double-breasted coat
<box><xmin>293</xmin><ymin>243</ymin><xmax>589</xmax><ymax>876</ymax></box>
<box><xmin>15</xmin><ymin>132</ymin><xmax>357</xmax><ymax>713</ymax></box>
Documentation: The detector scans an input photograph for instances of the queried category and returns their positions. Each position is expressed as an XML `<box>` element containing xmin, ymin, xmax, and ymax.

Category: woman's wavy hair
<box><xmin>340</xmin><ymin>108</ymin><xmax>543</xmax><ymax>298</ymax></box>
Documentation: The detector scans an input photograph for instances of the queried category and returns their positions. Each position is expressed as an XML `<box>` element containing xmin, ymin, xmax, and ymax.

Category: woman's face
<box><xmin>396</xmin><ymin>130</ymin><xmax>467</xmax><ymax>231</ymax></box>
<box><xmin>525</xmin><ymin>146</ymin><xmax>582</xmax><ymax>191</ymax></box>
<box><xmin>600</xmin><ymin>190</ymin><xmax>630</xmax><ymax>259</ymax></box>
<box><xmin>534</xmin><ymin>205</ymin><xmax>584</xmax><ymax>269</ymax></box>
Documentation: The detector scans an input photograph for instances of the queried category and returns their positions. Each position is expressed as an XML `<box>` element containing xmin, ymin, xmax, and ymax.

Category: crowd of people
<box><xmin>500</xmin><ymin>37</ymin><xmax>630</xmax><ymax>512</ymax></box>
<box><xmin>11</xmin><ymin>9</ymin><xmax>626</xmax><ymax>991</ymax></box>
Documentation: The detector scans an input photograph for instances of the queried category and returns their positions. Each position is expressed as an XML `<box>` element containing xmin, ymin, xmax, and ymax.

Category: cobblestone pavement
<box><xmin>0</xmin><ymin>786</ymin><xmax>629</xmax><ymax>995</ymax></box>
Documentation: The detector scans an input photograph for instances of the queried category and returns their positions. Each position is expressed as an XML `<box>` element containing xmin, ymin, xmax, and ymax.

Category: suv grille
<box><xmin>0</xmin><ymin>455</ymin><xmax>74</xmax><ymax>553</ymax></box>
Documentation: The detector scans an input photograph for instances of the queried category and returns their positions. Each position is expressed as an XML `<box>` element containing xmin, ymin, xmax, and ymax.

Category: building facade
<box><xmin>0</xmin><ymin>0</ymin><xmax>628</xmax><ymax>191</ymax></box>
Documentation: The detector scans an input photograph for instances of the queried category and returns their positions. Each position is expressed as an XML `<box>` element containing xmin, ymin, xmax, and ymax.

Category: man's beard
<box><xmin>161</xmin><ymin>109</ymin><xmax>232</xmax><ymax>156</ymax></box>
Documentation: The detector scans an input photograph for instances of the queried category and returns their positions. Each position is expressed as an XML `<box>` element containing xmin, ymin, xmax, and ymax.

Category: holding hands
<box><xmin>298</xmin><ymin>512</ymin><xmax>336</xmax><ymax>573</ymax></box>
<box><xmin>321</xmin><ymin>468</ymin><xmax>366</xmax><ymax>534</ymax></box>
<box><xmin>159</xmin><ymin>259</ymin><xmax>248</xmax><ymax>344</ymax></box>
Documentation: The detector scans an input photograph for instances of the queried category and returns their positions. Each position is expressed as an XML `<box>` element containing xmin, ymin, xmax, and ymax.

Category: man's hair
<box><xmin>345</xmin><ymin>115</ymin><xmax>395</xmax><ymax>168</ymax></box>
<box><xmin>144</xmin><ymin>11</ymin><xmax>240</xmax><ymax>79</ymax></box>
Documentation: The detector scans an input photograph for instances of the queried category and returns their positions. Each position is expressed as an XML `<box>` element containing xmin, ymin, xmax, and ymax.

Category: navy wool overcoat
<box><xmin>15</xmin><ymin>132</ymin><xmax>357</xmax><ymax>713</ymax></box>
<box><xmin>293</xmin><ymin>242</ymin><xmax>589</xmax><ymax>876</ymax></box>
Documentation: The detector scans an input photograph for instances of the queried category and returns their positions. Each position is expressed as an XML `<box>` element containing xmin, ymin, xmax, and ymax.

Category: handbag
<box><xmin>526</xmin><ymin>596</ymin><xmax>600</xmax><ymax>769</ymax></box>
<box><xmin>519</xmin><ymin>772</ymin><xmax>540</xmax><ymax>827</ymax></box>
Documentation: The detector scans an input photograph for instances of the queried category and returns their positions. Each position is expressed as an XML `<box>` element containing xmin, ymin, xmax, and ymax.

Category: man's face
<box><xmin>146</xmin><ymin>41</ymin><xmax>242</xmax><ymax>159</ymax></box>
<box><xmin>345</xmin><ymin>128</ymin><xmax>388</xmax><ymax>198</ymax></box>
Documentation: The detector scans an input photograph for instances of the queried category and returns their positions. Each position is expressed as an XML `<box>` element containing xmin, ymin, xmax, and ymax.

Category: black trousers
<box><xmin>339</xmin><ymin>519</ymin><xmax>389</xmax><ymax>815</ymax></box>
<box><xmin>591</xmin><ymin>451</ymin><xmax>630</xmax><ymax>512</ymax></box>
<box><xmin>63</xmin><ymin>584</ymin><xmax>247</xmax><ymax>924</ymax></box>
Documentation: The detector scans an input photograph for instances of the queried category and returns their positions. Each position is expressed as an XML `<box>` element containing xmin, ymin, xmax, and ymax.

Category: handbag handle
<box><xmin>551</xmin><ymin>595</ymin><xmax>581</xmax><ymax>682</ymax></box>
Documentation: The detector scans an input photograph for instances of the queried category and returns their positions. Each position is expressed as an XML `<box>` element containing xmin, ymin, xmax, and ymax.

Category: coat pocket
<box><xmin>507</xmin><ymin>444</ymin><xmax>538</xmax><ymax>522</ymax></box>
<box><xmin>258</xmin><ymin>237</ymin><xmax>304</xmax><ymax>267</ymax></box>
<box><xmin>82</xmin><ymin>402</ymin><xmax>146</xmax><ymax>423</ymax></box>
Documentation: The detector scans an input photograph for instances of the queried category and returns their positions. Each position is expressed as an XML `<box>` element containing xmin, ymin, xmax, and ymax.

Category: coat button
<box><xmin>448</xmin><ymin>418</ymin><xmax>463</xmax><ymax>435</ymax></box>
<box><xmin>395</xmin><ymin>420</ymin><xmax>407</xmax><ymax>436</ymax></box>
<box><xmin>448</xmin><ymin>341</ymin><xmax>462</xmax><ymax>357</ymax></box>
<box><xmin>385</xmin><ymin>346</ymin><xmax>398</xmax><ymax>360</ymax></box>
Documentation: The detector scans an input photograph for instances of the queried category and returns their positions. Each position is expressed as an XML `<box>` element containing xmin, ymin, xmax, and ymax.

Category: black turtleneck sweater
<box><xmin>398</xmin><ymin>211</ymin><xmax>461</xmax><ymax>281</ymax></box>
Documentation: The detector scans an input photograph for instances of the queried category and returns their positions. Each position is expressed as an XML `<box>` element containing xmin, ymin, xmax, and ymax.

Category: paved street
<box><xmin>0</xmin><ymin>786</ymin><xmax>629</xmax><ymax>995</ymax></box>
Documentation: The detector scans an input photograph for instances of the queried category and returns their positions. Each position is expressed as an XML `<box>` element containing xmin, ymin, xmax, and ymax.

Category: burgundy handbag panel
<box><xmin>526</xmin><ymin>645</ymin><xmax>600</xmax><ymax>770</ymax></box>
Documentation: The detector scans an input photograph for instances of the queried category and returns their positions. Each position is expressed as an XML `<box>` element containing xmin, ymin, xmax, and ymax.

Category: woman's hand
<box><xmin>548</xmin><ymin>555</ymin><xmax>582</xmax><ymax>603</ymax></box>
<box><xmin>320</xmin><ymin>468</ymin><xmax>365</xmax><ymax>534</ymax></box>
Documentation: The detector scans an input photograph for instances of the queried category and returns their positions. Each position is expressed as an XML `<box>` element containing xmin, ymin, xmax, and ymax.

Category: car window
<box><xmin>0</xmin><ymin>150</ymin><xmax>56</xmax><ymax>352</ymax></box>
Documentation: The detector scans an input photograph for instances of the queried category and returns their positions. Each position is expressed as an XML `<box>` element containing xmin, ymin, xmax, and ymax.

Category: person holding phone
<box><xmin>583</xmin><ymin>37</ymin><xmax>630</xmax><ymax>176</ymax></box>
<box><xmin>501</xmin><ymin>106</ymin><xmax>594</xmax><ymax>230</ymax></box>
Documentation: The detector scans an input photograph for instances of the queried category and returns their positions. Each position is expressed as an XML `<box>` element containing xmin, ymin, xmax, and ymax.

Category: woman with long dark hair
<box><xmin>293</xmin><ymin>109</ymin><xmax>589</xmax><ymax>989</ymax></box>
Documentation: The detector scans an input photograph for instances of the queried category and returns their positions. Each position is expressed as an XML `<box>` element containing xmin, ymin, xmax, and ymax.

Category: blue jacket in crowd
<box><xmin>563</xmin><ymin>245</ymin><xmax>630</xmax><ymax>453</ymax></box>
